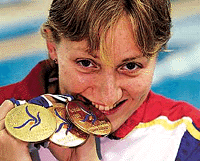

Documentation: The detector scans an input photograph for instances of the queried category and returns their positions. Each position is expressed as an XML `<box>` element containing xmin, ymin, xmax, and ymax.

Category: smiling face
<box><xmin>48</xmin><ymin>16</ymin><xmax>157</xmax><ymax>132</ymax></box>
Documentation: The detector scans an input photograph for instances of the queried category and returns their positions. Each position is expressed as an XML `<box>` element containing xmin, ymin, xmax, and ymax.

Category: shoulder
<box><xmin>145</xmin><ymin>91</ymin><xmax>200</xmax><ymax>128</ymax></box>
<box><xmin>0</xmin><ymin>60</ymin><xmax>53</xmax><ymax>104</ymax></box>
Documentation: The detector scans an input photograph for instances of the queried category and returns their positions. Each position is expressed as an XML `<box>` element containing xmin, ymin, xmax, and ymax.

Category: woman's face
<box><xmin>50</xmin><ymin>16</ymin><xmax>157</xmax><ymax>132</ymax></box>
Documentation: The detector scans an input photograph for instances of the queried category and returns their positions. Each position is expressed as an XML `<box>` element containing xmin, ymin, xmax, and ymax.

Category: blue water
<box><xmin>152</xmin><ymin>14</ymin><xmax>200</xmax><ymax>108</ymax></box>
<box><xmin>0</xmin><ymin>18</ymin><xmax>46</xmax><ymax>41</ymax></box>
<box><xmin>152</xmin><ymin>71</ymin><xmax>200</xmax><ymax>108</ymax></box>
<box><xmin>0</xmin><ymin>13</ymin><xmax>199</xmax><ymax>108</ymax></box>
<box><xmin>0</xmin><ymin>52</ymin><xmax>47</xmax><ymax>86</ymax></box>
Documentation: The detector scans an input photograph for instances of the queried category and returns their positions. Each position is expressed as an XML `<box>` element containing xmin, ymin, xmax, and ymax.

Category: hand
<box><xmin>49</xmin><ymin>135</ymin><xmax>100</xmax><ymax>161</ymax></box>
<box><xmin>0</xmin><ymin>100</ymin><xmax>32</xmax><ymax>161</ymax></box>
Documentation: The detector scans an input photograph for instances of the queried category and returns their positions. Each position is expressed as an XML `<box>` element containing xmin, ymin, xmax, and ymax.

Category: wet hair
<box><xmin>41</xmin><ymin>0</ymin><xmax>171</xmax><ymax>57</ymax></box>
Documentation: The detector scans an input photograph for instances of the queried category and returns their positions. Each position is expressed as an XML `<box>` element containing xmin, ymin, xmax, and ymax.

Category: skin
<box><xmin>0</xmin><ymin>15</ymin><xmax>157</xmax><ymax>160</ymax></box>
<box><xmin>0</xmin><ymin>101</ymin><xmax>99</xmax><ymax>161</ymax></box>
<box><xmin>0</xmin><ymin>101</ymin><xmax>32</xmax><ymax>161</ymax></box>
<box><xmin>49</xmin><ymin>16</ymin><xmax>157</xmax><ymax>133</ymax></box>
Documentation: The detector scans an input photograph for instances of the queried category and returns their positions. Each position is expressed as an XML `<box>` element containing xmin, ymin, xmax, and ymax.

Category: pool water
<box><xmin>0</xmin><ymin>51</ymin><xmax>47</xmax><ymax>86</ymax></box>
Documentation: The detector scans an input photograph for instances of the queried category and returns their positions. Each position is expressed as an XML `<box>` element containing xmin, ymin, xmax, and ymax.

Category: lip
<box><xmin>75</xmin><ymin>94</ymin><xmax>128</xmax><ymax>115</ymax></box>
<box><xmin>98</xmin><ymin>99</ymin><xmax>128</xmax><ymax>115</ymax></box>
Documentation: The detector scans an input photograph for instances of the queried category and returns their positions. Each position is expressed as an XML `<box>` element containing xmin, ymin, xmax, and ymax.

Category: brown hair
<box><xmin>41</xmin><ymin>0</ymin><xmax>171</xmax><ymax>57</ymax></box>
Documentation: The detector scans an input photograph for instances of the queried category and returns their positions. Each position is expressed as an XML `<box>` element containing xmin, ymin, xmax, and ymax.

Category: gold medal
<box><xmin>48</xmin><ymin>104</ymin><xmax>89</xmax><ymax>147</ymax></box>
<box><xmin>5</xmin><ymin>103</ymin><xmax>57</xmax><ymax>142</ymax></box>
<box><xmin>66</xmin><ymin>100</ymin><xmax>112</xmax><ymax>136</ymax></box>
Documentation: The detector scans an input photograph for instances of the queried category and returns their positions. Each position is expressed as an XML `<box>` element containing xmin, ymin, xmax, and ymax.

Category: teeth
<box><xmin>93</xmin><ymin>103</ymin><xmax>115</xmax><ymax>111</ymax></box>
<box><xmin>99</xmin><ymin>105</ymin><xmax>105</xmax><ymax>111</ymax></box>
<box><xmin>104</xmin><ymin>106</ymin><xmax>110</xmax><ymax>111</ymax></box>
<box><xmin>91</xmin><ymin>99</ymin><xmax>127</xmax><ymax>111</ymax></box>
<box><xmin>109</xmin><ymin>106</ymin><xmax>114</xmax><ymax>110</ymax></box>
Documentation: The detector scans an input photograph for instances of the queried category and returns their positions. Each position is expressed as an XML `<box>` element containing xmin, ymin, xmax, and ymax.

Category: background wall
<box><xmin>0</xmin><ymin>0</ymin><xmax>199</xmax><ymax>108</ymax></box>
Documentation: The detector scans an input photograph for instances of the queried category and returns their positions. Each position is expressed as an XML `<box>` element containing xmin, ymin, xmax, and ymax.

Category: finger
<box><xmin>75</xmin><ymin>135</ymin><xmax>100</xmax><ymax>161</ymax></box>
<box><xmin>0</xmin><ymin>129</ymin><xmax>31</xmax><ymax>161</ymax></box>
<box><xmin>0</xmin><ymin>100</ymin><xmax>14</xmax><ymax>120</ymax></box>
<box><xmin>0</xmin><ymin>119</ymin><xmax>5</xmax><ymax>130</ymax></box>
<box><xmin>48</xmin><ymin>141</ymin><xmax>72</xmax><ymax>153</ymax></box>
<box><xmin>48</xmin><ymin>141</ymin><xmax>73</xmax><ymax>161</ymax></box>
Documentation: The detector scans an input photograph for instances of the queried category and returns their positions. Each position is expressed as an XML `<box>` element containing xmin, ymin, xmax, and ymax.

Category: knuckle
<box><xmin>0</xmin><ymin>100</ymin><xmax>14</xmax><ymax>120</ymax></box>
<box><xmin>0</xmin><ymin>130</ymin><xmax>7</xmax><ymax>142</ymax></box>
<box><xmin>2</xmin><ymin>100</ymin><xmax>14</xmax><ymax>107</ymax></box>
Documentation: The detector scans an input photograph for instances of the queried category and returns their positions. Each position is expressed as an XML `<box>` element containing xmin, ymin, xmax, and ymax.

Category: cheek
<box><xmin>125</xmin><ymin>72</ymin><xmax>154</xmax><ymax>100</ymax></box>
<box><xmin>59</xmin><ymin>64</ymin><xmax>93</xmax><ymax>94</ymax></box>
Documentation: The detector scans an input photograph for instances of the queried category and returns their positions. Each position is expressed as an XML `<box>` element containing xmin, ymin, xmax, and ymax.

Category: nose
<box><xmin>98</xmin><ymin>70</ymin><xmax>122</xmax><ymax>106</ymax></box>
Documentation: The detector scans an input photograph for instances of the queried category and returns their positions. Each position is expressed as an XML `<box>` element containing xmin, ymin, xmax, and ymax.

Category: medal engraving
<box><xmin>49</xmin><ymin>105</ymin><xmax>89</xmax><ymax>147</ymax></box>
<box><xmin>13</xmin><ymin>106</ymin><xmax>41</xmax><ymax>131</ymax></box>
<box><xmin>5</xmin><ymin>103</ymin><xmax>57</xmax><ymax>142</ymax></box>
<box><xmin>67</xmin><ymin>101</ymin><xmax>112</xmax><ymax>136</ymax></box>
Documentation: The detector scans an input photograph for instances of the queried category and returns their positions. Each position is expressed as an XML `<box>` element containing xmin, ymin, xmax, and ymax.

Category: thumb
<box><xmin>75</xmin><ymin>135</ymin><xmax>100</xmax><ymax>161</ymax></box>
<box><xmin>48</xmin><ymin>141</ymin><xmax>75</xmax><ymax>161</ymax></box>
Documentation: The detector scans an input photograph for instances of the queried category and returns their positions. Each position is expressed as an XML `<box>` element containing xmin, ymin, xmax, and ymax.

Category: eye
<box><xmin>77</xmin><ymin>59</ymin><xmax>94</xmax><ymax>68</ymax></box>
<box><xmin>121</xmin><ymin>62</ymin><xmax>141</xmax><ymax>70</ymax></box>
<box><xmin>125</xmin><ymin>62</ymin><xmax>138</xmax><ymax>70</ymax></box>
<box><xmin>76</xmin><ymin>58</ymin><xmax>99</xmax><ymax>73</ymax></box>
<box><xmin>119</xmin><ymin>62</ymin><xmax>142</xmax><ymax>75</ymax></box>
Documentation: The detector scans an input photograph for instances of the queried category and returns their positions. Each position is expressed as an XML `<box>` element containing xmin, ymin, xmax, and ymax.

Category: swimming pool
<box><xmin>0</xmin><ymin>51</ymin><xmax>47</xmax><ymax>86</ymax></box>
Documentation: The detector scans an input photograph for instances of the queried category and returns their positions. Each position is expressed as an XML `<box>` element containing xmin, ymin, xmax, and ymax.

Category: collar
<box><xmin>108</xmin><ymin>92</ymin><xmax>152</xmax><ymax>139</ymax></box>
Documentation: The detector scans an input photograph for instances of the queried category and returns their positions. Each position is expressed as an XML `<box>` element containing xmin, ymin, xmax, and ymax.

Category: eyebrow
<box><xmin>89</xmin><ymin>52</ymin><xmax>98</xmax><ymax>58</ymax></box>
<box><xmin>74</xmin><ymin>47</ymin><xmax>98</xmax><ymax>59</ymax></box>
<box><xmin>121</xmin><ymin>54</ymin><xmax>145</xmax><ymax>62</ymax></box>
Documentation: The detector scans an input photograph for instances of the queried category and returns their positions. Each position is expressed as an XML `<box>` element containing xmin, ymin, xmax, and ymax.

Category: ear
<box><xmin>44</xmin><ymin>28</ymin><xmax>58</xmax><ymax>61</ymax></box>
<box><xmin>47</xmin><ymin>40</ymin><xmax>57</xmax><ymax>61</ymax></box>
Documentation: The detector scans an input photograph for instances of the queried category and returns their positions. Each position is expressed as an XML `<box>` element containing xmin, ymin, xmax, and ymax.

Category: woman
<box><xmin>1</xmin><ymin>0</ymin><xmax>200</xmax><ymax>160</ymax></box>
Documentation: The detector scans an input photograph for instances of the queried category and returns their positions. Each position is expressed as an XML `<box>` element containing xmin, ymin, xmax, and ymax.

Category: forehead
<box><xmin>106</xmin><ymin>16</ymin><xmax>138</xmax><ymax>53</ymax></box>
<box><xmin>62</xmin><ymin>16</ymin><xmax>143</xmax><ymax>61</ymax></box>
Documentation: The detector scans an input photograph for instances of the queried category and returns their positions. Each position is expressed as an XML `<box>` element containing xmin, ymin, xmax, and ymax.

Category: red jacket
<box><xmin>0</xmin><ymin>60</ymin><xmax>58</xmax><ymax>104</ymax></box>
<box><xmin>1</xmin><ymin>60</ymin><xmax>200</xmax><ymax>161</ymax></box>
<box><xmin>1</xmin><ymin>59</ymin><xmax>200</xmax><ymax>139</ymax></box>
